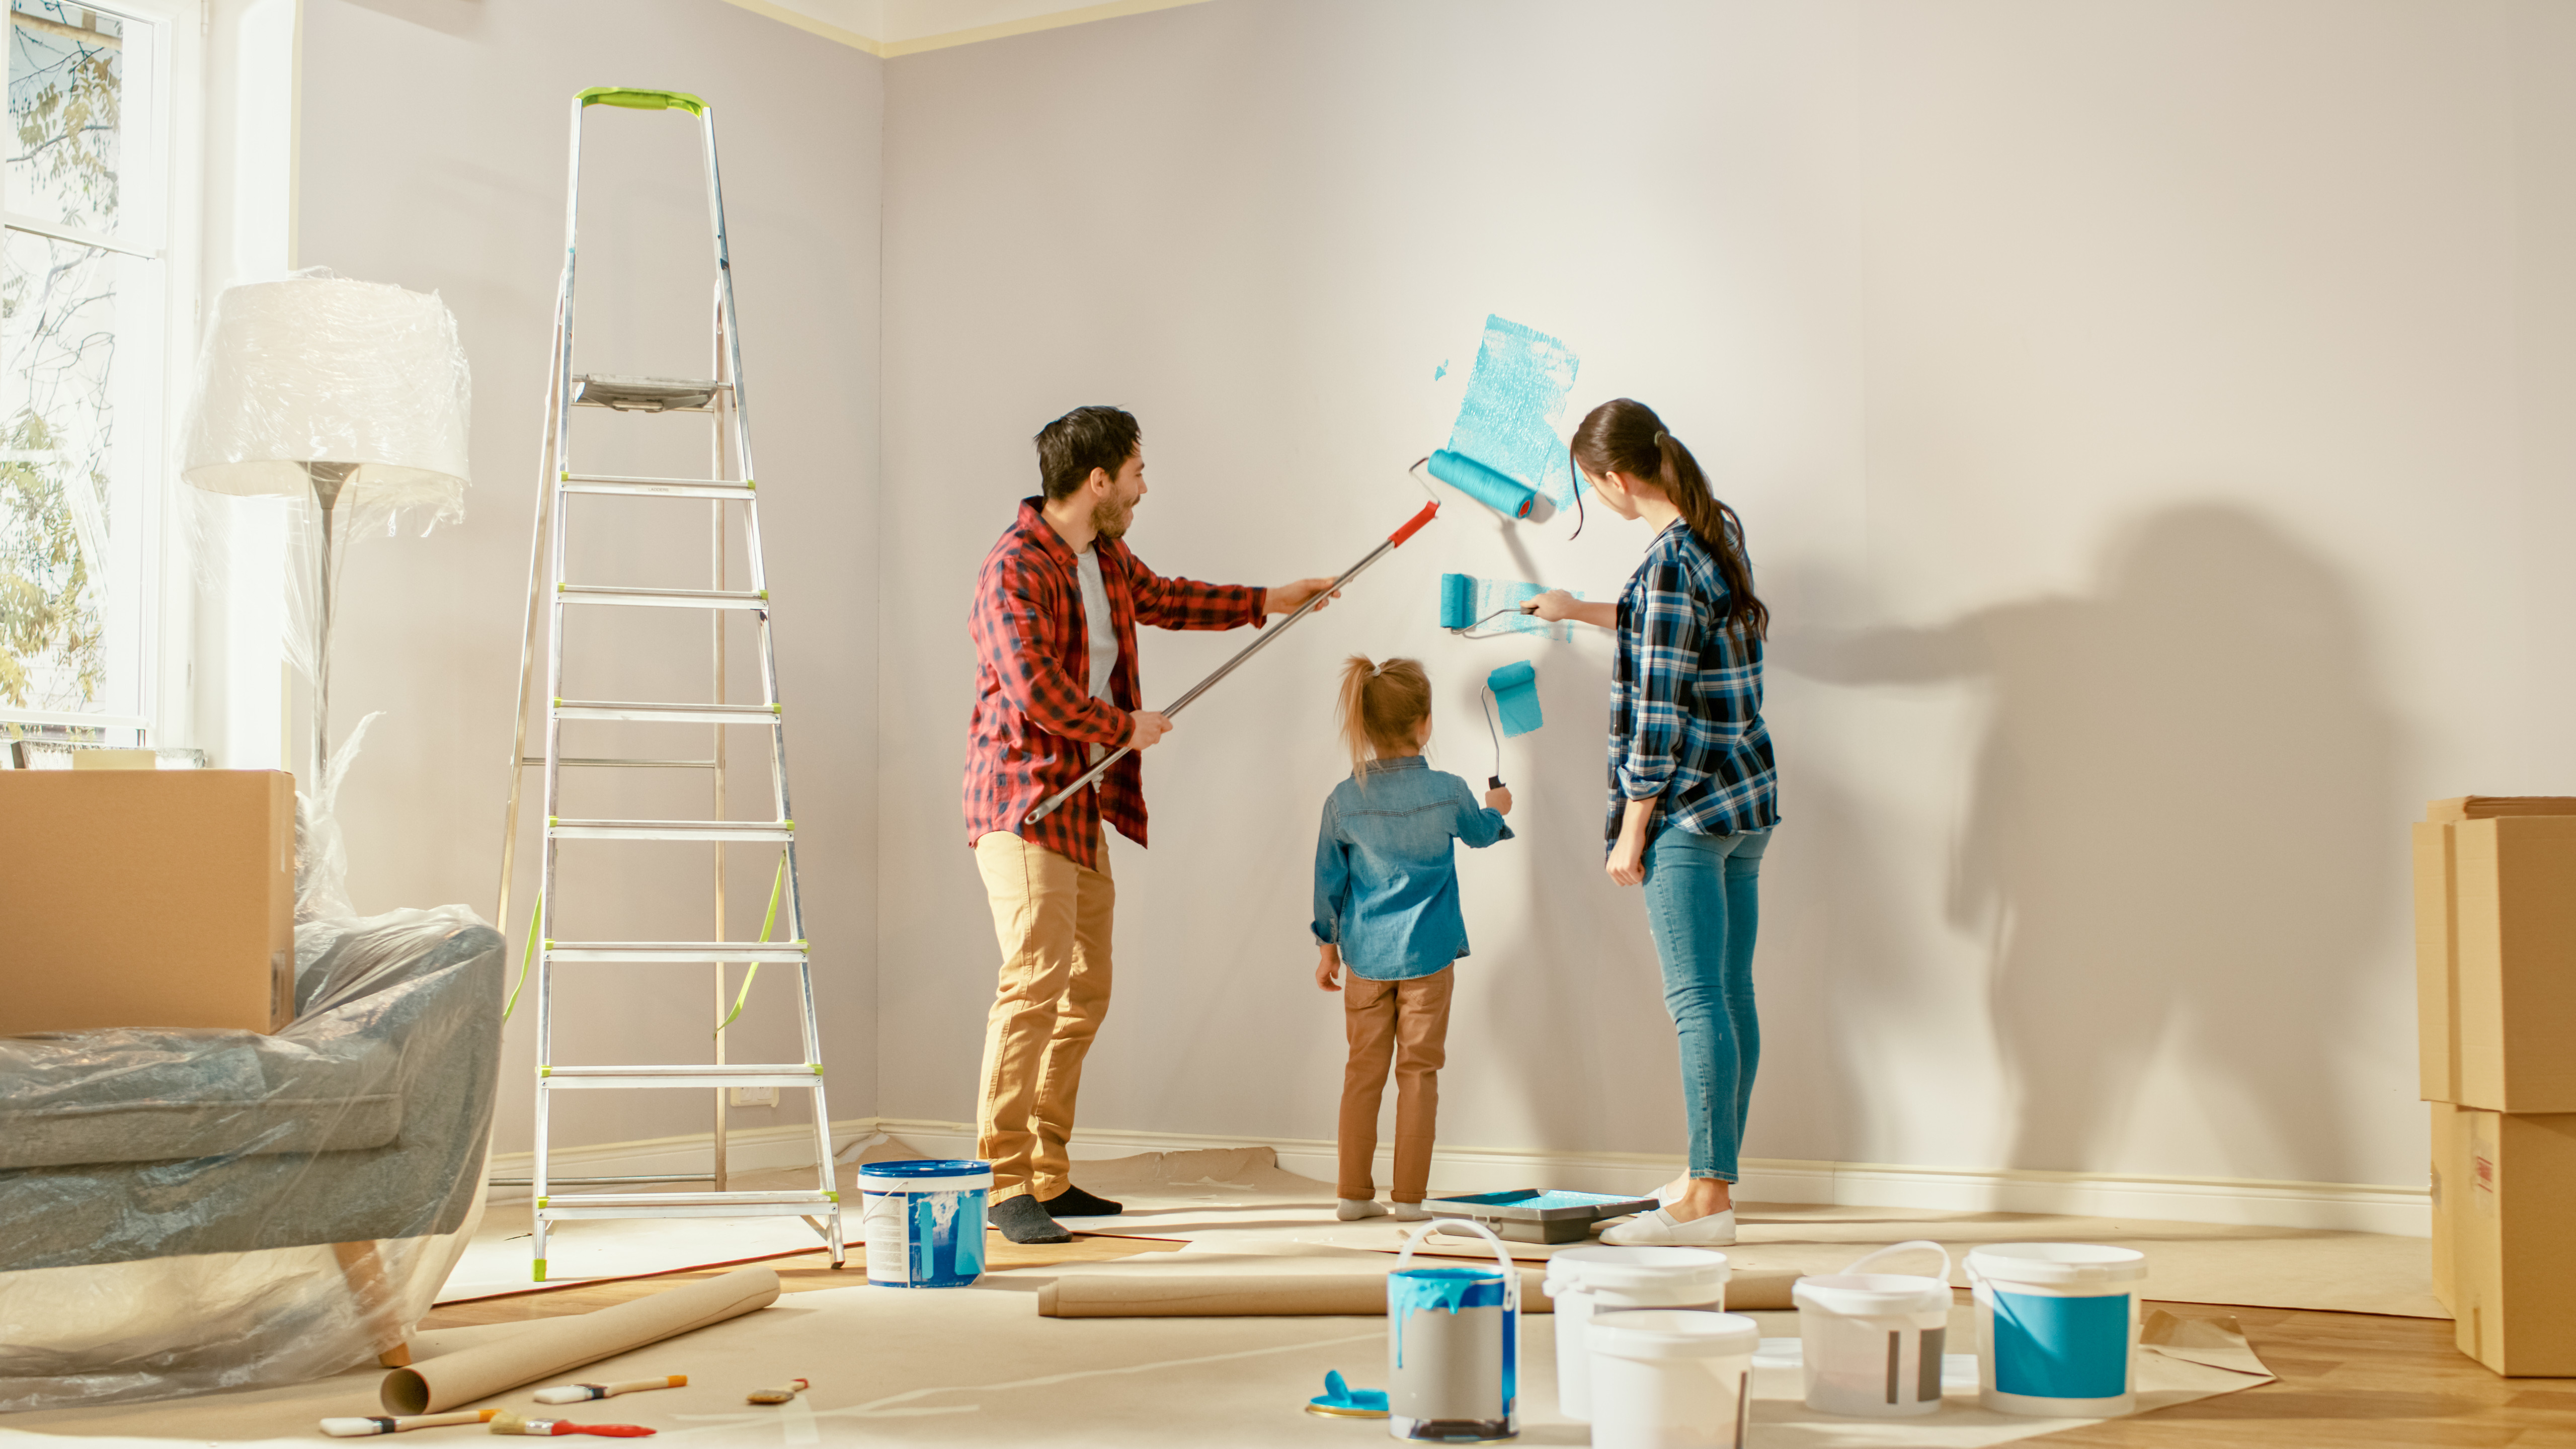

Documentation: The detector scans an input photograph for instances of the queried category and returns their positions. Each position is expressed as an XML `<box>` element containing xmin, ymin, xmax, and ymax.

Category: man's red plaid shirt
<box><xmin>963</xmin><ymin>497</ymin><xmax>1268</xmax><ymax>870</ymax></box>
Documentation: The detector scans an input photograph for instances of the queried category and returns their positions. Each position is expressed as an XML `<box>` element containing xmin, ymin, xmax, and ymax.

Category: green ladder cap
<box><xmin>757</xmin><ymin>589</ymin><xmax>769</xmax><ymax>599</ymax></box>
<box><xmin>536</xmin><ymin>1197</ymin><xmax>549</xmax><ymax>1209</ymax></box>
<box><xmin>810</xmin><ymin>1063</ymin><xmax>824</xmax><ymax>1075</ymax></box>
<box><xmin>825</xmin><ymin>1190</ymin><xmax>840</xmax><ymax>1203</ymax></box>
<box><xmin>533</xmin><ymin>1258</ymin><xmax>547</xmax><ymax>1280</ymax></box>
<box><xmin>543</xmin><ymin>939</ymin><xmax>556</xmax><ymax>949</ymax></box>
<box><xmin>539</xmin><ymin>1066</ymin><xmax>553</xmax><ymax>1077</ymax></box>
<box><xmin>744</xmin><ymin>479</ymin><xmax>756</xmax><ymax>491</ymax></box>
<box><xmin>770</xmin><ymin>703</ymin><xmax>782</xmax><ymax>714</ymax></box>
<box><xmin>579</xmin><ymin>86</ymin><xmax>707</xmax><ymax>115</ymax></box>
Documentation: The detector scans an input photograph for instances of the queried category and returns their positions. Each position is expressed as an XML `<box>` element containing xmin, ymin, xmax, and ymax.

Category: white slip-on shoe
<box><xmin>1336</xmin><ymin>1198</ymin><xmax>1389</xmax><ymax>1221</ymax></box>
<box><xmin>1600</xmin><ymin>1207</ymin><xmax>1737</xmax><ymax>1247</ymax></box>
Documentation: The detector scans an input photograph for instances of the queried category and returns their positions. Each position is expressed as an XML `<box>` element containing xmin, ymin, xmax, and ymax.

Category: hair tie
<box><xmin>1653</xmin><ymin>430</ymin><xmax>1671</xmax><ymax>447</ymax></box>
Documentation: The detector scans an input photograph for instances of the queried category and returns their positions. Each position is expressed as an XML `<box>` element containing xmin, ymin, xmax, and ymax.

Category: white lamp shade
<box><xmin>181</xmin><ymin>274</ymin><xmax>471</xmax><ymax>507</ymax></box>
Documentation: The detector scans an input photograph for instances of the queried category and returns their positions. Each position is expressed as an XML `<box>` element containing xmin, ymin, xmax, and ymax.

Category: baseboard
<box><xmin>492</xmin><ymin>1117</ymin><xmax>2430</xmax><ymax>1237</ymax></box>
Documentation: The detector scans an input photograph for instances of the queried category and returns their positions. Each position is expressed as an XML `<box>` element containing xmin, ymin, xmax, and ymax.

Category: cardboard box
<box><xmin>2415</xmin><ymin>800</ymin><xmax>2576</xmax><ymax>1112</ymax></box>
<box><xmin>2452</xmin><ymin>1108</ymin><xmax>2576</xmax><ymax>1377</ymax></box>
<box><xmin>2451</xmin><ymin>818</ymin><xmax>2576</xmax><ymax>1112</ymax></box>
<box><xmin>2430</xmin><ymin>1101</ymin><xmax>2463</xmax><ymax>1311</ymax></box>
<box><xmin>0</xmin><ymin>771</ymin><xmax>295</xmax><ymax>1035</ymax></box>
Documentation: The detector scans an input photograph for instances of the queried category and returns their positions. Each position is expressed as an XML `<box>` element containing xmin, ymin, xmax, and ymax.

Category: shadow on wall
<box><xmin>1793</xmin><ymin>504</ymin><xmax>2402</xmax><ymax>1182</ymax></box>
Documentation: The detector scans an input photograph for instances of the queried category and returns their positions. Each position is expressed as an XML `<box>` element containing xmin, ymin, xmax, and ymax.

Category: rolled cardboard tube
<box><xmin>1036</xmin><ymin>1267</ymin><xmax>1555</xmax><ymax>1318</ymax></box>
<box><xmin>1725</xmin><ymin>1268</ymin><xmax>1799</xmax><ymax>1312</ymax></box>
<box><xmin>381</xmin><ymin>1267</ymin><xmax>779</xmax><ymax>1414</ymax></box>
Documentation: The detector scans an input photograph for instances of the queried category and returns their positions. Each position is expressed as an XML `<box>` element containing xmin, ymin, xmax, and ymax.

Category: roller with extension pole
<box><xmin>1024</xmin><ymin>499</ymin><xmax>1442</xmax><ymax>825</ymax></box>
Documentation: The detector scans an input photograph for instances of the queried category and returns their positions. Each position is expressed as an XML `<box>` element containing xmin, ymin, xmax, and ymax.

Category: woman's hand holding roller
<box><xmin>1525</xmin><ymin>588</ymin><xmax>1618</xmax><ymax>629</ymax></box>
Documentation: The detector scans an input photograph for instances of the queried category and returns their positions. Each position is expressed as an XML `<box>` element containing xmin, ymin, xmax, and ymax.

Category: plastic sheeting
<box><xmin>0</xmin><ymin>727</ymin><xmax>504</xmax><ymax>1411</ymax></box>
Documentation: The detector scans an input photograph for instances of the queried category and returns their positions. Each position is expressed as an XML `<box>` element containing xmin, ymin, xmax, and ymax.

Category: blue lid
<box><xmin>857</xmin><ymin>1158</ymin><xmax>990</xmax><ymax>1180</ymax></box>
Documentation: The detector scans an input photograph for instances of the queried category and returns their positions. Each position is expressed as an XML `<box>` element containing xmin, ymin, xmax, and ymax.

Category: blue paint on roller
<box><xmin>1444</xmin><ymin>314</ymin><xmax>1582</xmax><ymax>509</ymax></box>
<box><xmin>1486</xmin><ymin>661</ymin><xmax>1542</xmax><ymax>738</ymax></box>
<box><xmin>1427</xmin><ymin>449</ymin><xmax>1536</xmax><ymax>519</ymax></box>
<box><xmin>1439</xmin><ymin>573</ymin><xmax>1476</xmax><ymax>630</ymax></box>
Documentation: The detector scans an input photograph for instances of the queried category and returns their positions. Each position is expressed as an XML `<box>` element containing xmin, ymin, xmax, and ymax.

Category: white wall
<box><xmin>296</xmin><ymin>0</ymin><xmax>883</xmax><ymax>1152</ymax></box>
<box><xmin>875</xmin><ymin>0</ymin><xmax>2576</xmax><ymax>1195</ymax></box>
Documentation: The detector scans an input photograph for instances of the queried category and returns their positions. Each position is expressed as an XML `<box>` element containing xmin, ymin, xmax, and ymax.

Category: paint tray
<box><xmin>1421</xmin><ymin>1189</ymin><xmax>1658</xmax><ymax>1244</ymax></box>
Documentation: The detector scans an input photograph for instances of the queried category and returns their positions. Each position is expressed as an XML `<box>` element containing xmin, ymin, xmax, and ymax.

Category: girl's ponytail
<box><xmin>1337</xmin><ymin>656</ymin><xmax>1434</xmax><ymax>786</ymax></box>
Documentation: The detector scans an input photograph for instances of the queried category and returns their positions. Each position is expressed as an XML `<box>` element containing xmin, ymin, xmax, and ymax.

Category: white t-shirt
<box><xmin>1077</xmin><ymin>545</ymin><xmax>1118</xmax><ymax>765</ymax></box>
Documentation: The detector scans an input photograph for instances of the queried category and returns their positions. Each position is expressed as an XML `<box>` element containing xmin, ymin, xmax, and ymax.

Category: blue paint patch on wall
<box><xmin>1443</xmin><ymin>315</ymin><xmax>1581</xmax><ymax>509</ymax></box>
<box><xmin>1434</xmin><ymin>359</ymin><xmax>1448</xmax><ymax>381</ymax></box>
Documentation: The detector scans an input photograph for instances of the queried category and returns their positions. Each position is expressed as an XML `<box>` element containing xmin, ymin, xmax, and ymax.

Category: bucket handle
<box><xmin>1395</xmin><ymin>1217</ymin><xmax>1518</xmax><ymax>1313</ymax></box>
<box><xmin>1838</xmin><ymin>1239</ymin><xmax>1952</xmax><ymax>1284</ymax></box>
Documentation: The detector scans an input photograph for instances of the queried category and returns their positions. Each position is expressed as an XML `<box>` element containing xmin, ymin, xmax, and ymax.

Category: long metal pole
<box><xmin>1023</xmin><ymin>501</ymin><xmax>1438</xmax><ymax>826</ymax></box>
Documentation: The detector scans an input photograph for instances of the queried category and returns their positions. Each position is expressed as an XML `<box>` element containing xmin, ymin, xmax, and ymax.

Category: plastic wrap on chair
<box><xmin>0</xmin><ymin>903</ymin><xmax>505</xmax><ymax>1411</ymax></box>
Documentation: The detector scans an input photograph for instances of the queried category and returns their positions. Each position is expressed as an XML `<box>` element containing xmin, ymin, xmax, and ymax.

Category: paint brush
<box><xmin>746</xmin><ymin>1377</ymin><xmax>809</xmax><ymax>1404</ymax></box>
<box><xmin>320</xmin><ymin>1410</ymin><xmax>499</xmax><ymax>1436</ymax></box>
<box><xmin>533</xmin><ymin>1375</ymin><xmax>685</xmax><ymax>1404</ymax></box>
<box><xmin>487</xmin><ymin>1411</ymin><xmax>655</xmax><ymax>1437</ymax></box>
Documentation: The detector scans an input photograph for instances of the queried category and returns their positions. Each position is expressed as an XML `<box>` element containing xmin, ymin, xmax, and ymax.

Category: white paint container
<box><xmin>1967</xmin><ymin>1243</ymin><xmax>2147</xmax><ymax>1417</ymax></box>
<box><xmin>1385</xmin><ymin>1219</ymin><xmax>1518</xmax><ymax>1441</ymax></box>
<box><xmin>1542</xmin><ymin>1245</ymin><xmax>1730</xmax><ymax>1421</ymax></box>
<box><xmin>1792</xmin><ymin>1239</ymin><xmax>1953</xmax><ymax>1417</ymax></box>
<box><xmin>1587</xmin><ymin>1309</ymin><xmax>1760</xmax><ymax>1449</ymax></box>
<box><xmin>856</xmin><ymin>1159</ymin><xmax>990</xmax><ymax>1287</ymax></box>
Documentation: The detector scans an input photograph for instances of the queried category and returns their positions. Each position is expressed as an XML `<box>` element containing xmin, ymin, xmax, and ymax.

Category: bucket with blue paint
<box><xmin>1387</xmin><ymin>1219</ymin><xmax>1517</xmax><ymax>1441</ymax></box>
<box><xmin>1967</xmin><ymin>1243</ymin><xmax>2147</xmax><ymax>1417</ymax></box>
<box><xmin>857</xmin><ymin>1159</ymin><xmax>989</xmax><ymax>1288</ymax></box>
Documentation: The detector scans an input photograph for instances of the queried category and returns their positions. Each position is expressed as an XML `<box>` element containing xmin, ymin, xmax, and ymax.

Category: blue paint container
<box><xmin>1387</xmin><ymin>1220</ymin><xmax>1518</xmax><ymax>1441</ymax></box>
<box><xmin>1968</xmin><ymin>1243</ymin><xmax>2146</xmax><ymax>1417</ymax></box>
<box><xmin>857</xmin><ymin>1159</ymin><xmax>990</xmax><ymax>1287</ymax></box>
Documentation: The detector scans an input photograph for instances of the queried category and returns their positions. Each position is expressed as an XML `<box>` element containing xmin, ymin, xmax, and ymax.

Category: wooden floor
<box><xmin>423</xmin><ymin>1240</ymin><xmax>2571</xmax><ymax>1445</ymax></box>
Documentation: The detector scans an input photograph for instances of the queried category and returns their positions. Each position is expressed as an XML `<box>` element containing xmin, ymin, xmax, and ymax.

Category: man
<box><xmin>963</xmin><ymin>406</ymin><xmax>1338</xmax><ymax>1243</ymax></box>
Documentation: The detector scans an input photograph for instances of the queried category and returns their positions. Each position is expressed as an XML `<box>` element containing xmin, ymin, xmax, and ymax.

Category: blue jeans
<box><xmin>1641</xmin><ymin>825</ymin><xmax>1770</xmax><ymax>1182</ymax></box>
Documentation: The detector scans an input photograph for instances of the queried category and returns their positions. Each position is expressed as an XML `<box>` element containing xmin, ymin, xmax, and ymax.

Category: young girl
<box><xmin>1310</xmin><ymin>657</ymin><xmax>1514</xmax><ymax>1221</ymax></box>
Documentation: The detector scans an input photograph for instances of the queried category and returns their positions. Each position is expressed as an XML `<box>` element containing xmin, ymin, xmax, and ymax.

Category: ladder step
<box><xmin>571</xmin><ymin>373</ymin><xmax>726</xmax><ymax>413</ymax></box>
<box><xmin>546</xmin><ymin>940</ymin><xmax>810</xmax><ymax>963</ymax></box>
<box><xmin>521</xmin><ymin>756</ymin><xmax>718</xmax><ymax>769</ymax></box>
<box><xmin>535</xmin><ymin>1191</ymin><xmax>834</xmax><ymax>1212</ymax></box>
<box><xmin>557</xmin><ymin>584</ymin><xmax>767</xmax><ymax>610</ymax></box>
<box><xmin>542</xmin><ymin>1064</ymin><xmax>820</xmax><ymax>1088</ymax></box>
<box><xmin>563</xmin><ymin>473</ymin><xmax>755</xmax><ymax>499</ymax></box>
<box><xmin>554</xmin><ymin>699</ymin><xmax>781</xmax><ymax>725</ymax></box>
<box><xmin>548</xmin><ymin>818</ymin><xmax>793</xmax><ymax>842</ymax></box>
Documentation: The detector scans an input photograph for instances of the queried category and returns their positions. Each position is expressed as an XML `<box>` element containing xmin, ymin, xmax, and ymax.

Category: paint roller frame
<box><xmin>1410</xmin><ymin>449</ymin><xmax>1584</xmax><ymax>538</ymax></box>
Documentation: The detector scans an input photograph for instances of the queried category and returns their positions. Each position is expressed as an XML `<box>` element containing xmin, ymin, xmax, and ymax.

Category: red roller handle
<box><xmin>1389</xmin><ymin>501</ymin><xmax>1439</xmax><ymax>546</ymax></box>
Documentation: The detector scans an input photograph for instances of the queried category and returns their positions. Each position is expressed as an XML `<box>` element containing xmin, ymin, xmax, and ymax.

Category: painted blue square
<box><xmin>1992</xmin><ymin>1291</ymin><xmax>2130</xmax><ymax>1399</ymax></box>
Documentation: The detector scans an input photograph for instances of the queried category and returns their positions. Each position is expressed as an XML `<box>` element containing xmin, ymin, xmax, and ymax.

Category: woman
<box><xmin>1528</xmin><ymin>398</ymin><xmax>1776</xmax><ymax>1247</ymax></box>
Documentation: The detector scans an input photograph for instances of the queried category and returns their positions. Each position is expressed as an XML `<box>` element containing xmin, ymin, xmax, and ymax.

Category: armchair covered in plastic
<box><xmin>0</xmin><ymin>903</ymin><xmax>504</xmax><ymax>1411</ymax></box>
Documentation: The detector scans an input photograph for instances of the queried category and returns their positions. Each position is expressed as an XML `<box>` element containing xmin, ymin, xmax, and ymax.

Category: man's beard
<box><xmin>1091</xmin><ymin>494</ymin><xmax>1134</xmax><ymax>541</ymax></box>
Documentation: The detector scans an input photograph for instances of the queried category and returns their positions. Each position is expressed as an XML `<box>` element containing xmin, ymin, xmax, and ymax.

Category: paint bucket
<box><xmin>1586</xmin><ymin>1309</ymin><xmax>1760</xmax><ymax>1449</ymax></box>
<box><xmin>1542</xmin><ymin>1245</ymin><xmax>1730</xmax><ymax>1421</ymax></box>
<box><xmin>1966</xmin><ymin>1243</ymin><xmax>2147</xmax><ymax>1417</ymax></box>
<box><xmin>1792</xmin><ymin>1239</ymin><xmax>1953</xmax><ymax>1417</ymax></box>
<box><xmin>856</xmin><ymin>1159</ymin><xmax>989</xmax><ymax>1288</ymax></box>
<box><xmin>1386</xmin><ymin>1219</ymin><xmax>1518</xmax><ymax>1441</ymax></box>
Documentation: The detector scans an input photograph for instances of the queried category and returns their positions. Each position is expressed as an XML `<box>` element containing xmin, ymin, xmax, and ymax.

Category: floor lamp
<box><xmin>179</xmin><ymin>273</ymin><xmax>471</xmax><ymax>782</ymax></box>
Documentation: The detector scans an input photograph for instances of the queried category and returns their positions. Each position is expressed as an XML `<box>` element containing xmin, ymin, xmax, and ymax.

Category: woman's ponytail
<box><xmin>1573</xmin><ymin>400</ymin><xmax>1768</xmax><ymax>644</ymax></box>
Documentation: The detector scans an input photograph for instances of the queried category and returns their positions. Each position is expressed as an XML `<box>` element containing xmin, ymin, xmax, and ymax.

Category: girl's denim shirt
<box><xmin>1311</xmin><ymin>755</ymin><xmax>1514</xmax><ymax>980</ymax></box>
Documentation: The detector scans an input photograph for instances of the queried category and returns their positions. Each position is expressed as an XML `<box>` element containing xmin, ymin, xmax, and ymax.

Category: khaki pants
<box><xmin>973</xmin><ymin>831</ymin><xmax>1114</xmax><ymax>1202</ymax></box>
<box><xmin>1338</xmin><ymin>969</ymin><xmax>1454</xmax><ymax>1203</ymax></box>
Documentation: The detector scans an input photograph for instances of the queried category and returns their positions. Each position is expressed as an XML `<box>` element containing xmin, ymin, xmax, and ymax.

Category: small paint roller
<box><xmin>534</xmin><ymin>1376</ymin><xmax>685</xmax><ymax>1404</ymax></box>
<box><xmin>1439</xmin><ymin>573</ymin><xmax>1476</xmax><ymax>630</ymax></box>
<box><xmin>488</xmin><ymin>1411</ymin><xmax>655</xmax><ymax>1437</ymax></box>
<box><xmin>747</xmin><ymin>1377</ymin><xmax>810</xmax><ymax>1404</ymax></box>
<box><xmin>1025</xmin><ymin>500</ymin><xmax>1442</xmax><ymax>824</ymax></box>
<box><xmin>1426</xmin><ymin>449</ymin><xmax>1537</xmax><ymax>519</ymax></box>
<box><xmin>321</xmin><ymin>1410</ymin><xmax>500</xmax><ymax>1437</ymax></box>
<box><xmin>1477</xmin><ymin>661</ymin><xmax>1541</xmax><ymax>793</ymax></box>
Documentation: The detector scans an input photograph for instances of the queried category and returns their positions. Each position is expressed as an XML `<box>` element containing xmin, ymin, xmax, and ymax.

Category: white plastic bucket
<box><xmin>1386</xmin><ymin>1219</ymin><xmax>1519</xmax><ymax>1441</ymax></box>
<box><xmin>1792</xmin><ymin>1239</ymin><xmax>1953</xmax><ymax>1418</ymax></box>
<box><xmin>1587</xmin><ymin>1309</ymin><xmax>1760</xmax><ymax>1449</ymax></box>
<box><xmin>856</xmin><ymin>1159</ymin><xmax>990</xmax><ymax>1287</ymax></box>
<box><xmin>1966</xmin><ymin>1243</ymin><xmax>2147</xmax><ymax>1417</ymax></box>
<box><xmin>1542</xmin><ymin>1245</ymin><xmax>1730</xmax><ymax>1421</ymax></box>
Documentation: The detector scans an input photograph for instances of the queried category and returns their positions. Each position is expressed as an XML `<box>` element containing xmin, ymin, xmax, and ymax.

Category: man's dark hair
<box><xmin>1034</xmin><ymin>406</ymin><xmax>1141</xmax><ymax>501</ymax></box>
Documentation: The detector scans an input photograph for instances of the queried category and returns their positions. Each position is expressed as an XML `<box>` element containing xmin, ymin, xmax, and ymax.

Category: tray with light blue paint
<box><xmin>1422</xmin><ymin>1189</ymin><xmax>1659</xmax><ymax>1244</ymax></box>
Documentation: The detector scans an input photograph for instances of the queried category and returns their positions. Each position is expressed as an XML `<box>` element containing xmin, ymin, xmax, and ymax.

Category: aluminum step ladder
<box><xmin>494</xmin><ymin>87</ymin><xmax>840</xmax><ymax>1281</ymax></box>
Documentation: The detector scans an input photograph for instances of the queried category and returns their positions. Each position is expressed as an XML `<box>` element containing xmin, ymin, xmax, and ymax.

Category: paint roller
<box><xmin>1425</xmin><ymin>449</ymin><xmax>1537</xmax><ymax>519</ymax></box>
<box><xmin>1477</xmin><ymin>660</ymin><xmax>1540</xmax><ymax>795</ymax></box>
<box><xmin>1023</xmin><ymin>500</ymin><xmax>1442</xmax><ymax>825</ymax></box>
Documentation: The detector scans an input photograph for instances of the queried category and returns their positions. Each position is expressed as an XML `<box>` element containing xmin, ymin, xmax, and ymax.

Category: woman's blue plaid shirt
<box><xmin>1606</xmin><ymin>520</ymin><xmax>1779</xmax><ymax>850</ymax></box>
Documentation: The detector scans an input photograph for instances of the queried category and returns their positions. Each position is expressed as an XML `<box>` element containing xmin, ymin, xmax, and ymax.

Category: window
<box><xmin>0</xmin><ymin>0</ymin><xmax>167</xmax><ymax>744</ymax></box>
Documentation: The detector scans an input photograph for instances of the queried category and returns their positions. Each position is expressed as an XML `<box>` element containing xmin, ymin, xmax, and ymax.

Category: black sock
<box><xmin>990</xmin><ymin>1192</ymin><xmax>1072</xmax><ymax>1244</ymax></box>
<box><xmin>1039</xmin><ymin>1184</ymin><xmax>1123</xmax><ymax>1217</ymax></box>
